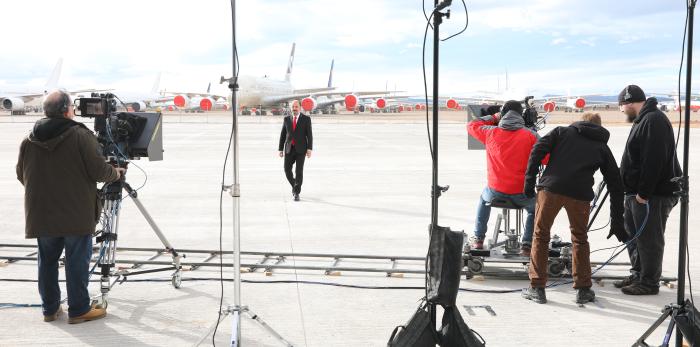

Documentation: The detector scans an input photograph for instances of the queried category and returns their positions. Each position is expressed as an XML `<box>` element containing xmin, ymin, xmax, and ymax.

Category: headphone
<box><xmin>624</xmin><ymin>85</ymin><xmax>632</xmax><ymax>102</ymax></box>
<box><xmin>58</xmin><ymin>91</ymin><xmax>71</xmax><ymax>114</ymax></box>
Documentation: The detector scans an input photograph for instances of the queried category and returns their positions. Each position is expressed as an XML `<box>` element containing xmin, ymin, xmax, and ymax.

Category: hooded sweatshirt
<box><xmin>468</xmin><ymin>110</ymin><xmax>541</xmax><ymax>194</ymax></box>
<box><xmin>16</xmin><ymin>117</ymin><xmax>119</xmax><ymax>238</ymax></box>
<box><xmin>620</xmin><ymin>97</ymin><xmax>682</xmax><ymax>198</ymax></box>
<box><xmin>524</xmin><ymin>121</ymin><xmax>625</xmax><ymax>233</ymax></box>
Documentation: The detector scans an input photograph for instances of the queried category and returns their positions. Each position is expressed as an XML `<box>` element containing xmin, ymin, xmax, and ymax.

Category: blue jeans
<box><xmin>473</xmin><ymin>187</ymin><xmax>535</xmax><ymax>245</ymax></box>
<box><xmin>37</xmin><ymin>235</ymin><xmax>93</xmax><ymax>318</ymax></box>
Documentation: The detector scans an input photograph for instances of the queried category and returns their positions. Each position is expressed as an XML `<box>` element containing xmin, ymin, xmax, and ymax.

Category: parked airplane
<box><xmin>233</xmin><ymin>43</ymin><xmax>394</xmax><ymax>115</ymax></box>
<box><xmin>167</xmin><ymin>82</ymin><xmax>227</xmax><ymax>112</ymax></box>
<box><xmin>1</xmin><ymin>58</ymin><xmax>63</xmax><ymax>114</ymax></box>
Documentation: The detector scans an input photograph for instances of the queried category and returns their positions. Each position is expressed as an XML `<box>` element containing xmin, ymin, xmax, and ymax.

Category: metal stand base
<box><xmin>196</xmin><ymin>305</ymin><xmax>294</xmax><ymax>347</ymax></box>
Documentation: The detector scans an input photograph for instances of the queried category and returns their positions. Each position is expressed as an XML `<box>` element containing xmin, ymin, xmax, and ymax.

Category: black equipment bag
<box><xmin>674</xmin><ymin>299</ymin><xmax>700</xmax><ymax>346</ymax></box>
<box><xmin>427</xmin><ymin>225</ymin><xmax>464</xmax><ymax>306</ymax></box>
<box><xmin>439</xmin><ymin>306</ymin><xmax>486</xmax><ymax>347</ymax></box>
<box><xmin>387</xmin><ymin>302</ymin><xmax>436</xmax><ymax>347</ymax></box>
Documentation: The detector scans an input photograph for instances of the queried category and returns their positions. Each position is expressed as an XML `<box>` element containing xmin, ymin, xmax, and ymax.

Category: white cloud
<box><xmin>551</xmin><ymin>38</ymin><xmax>567</xmax><ymax>45</ymax></box>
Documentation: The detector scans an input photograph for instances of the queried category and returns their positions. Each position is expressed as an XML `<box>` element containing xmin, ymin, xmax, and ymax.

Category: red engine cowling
<box><xmin>575</xmin><ymin>98</ymin><xmax>586</xmax><ymax>109</ymax></box>
<box><xmin>543</xmin><ymin>101</ymin><xmax>556</xmax><ymax>113</ymax></box>
<box><xmin>199</xmin><ymin>97</ymin><xmax>213</xmax><ymax>111</ymax></box>
<box><xmin>376</xmin><ymin>98</ymin><xmax>386</xmax><ymax>109</ymax></box>
<box><xmin>344</xmin><ymin>94</ymin><xmax>358</xmax><ymax>111</ymax></box>
<box><xmin>301</xmin><ymin>97</ymin><xmax>316</xmax><ymax>112</ymax></box>
<box><xmin>173</xmin><ymin>95</ymin><xmax>189</xmax><ymax>108</ymax></box>
<box><xmin>446</xmin><ymin>99</ymin><xmax>458</xmax><ymax>109</ymax></box>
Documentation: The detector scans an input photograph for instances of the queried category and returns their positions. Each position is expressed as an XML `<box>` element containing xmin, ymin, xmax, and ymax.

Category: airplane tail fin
<box><xmin>151</xmin><ymin>72</ymin><xmax>161</xmax><ymax>95</ymax></box>
<box><xmin>327</xmin><ymin>59</ymin><xmax>334</xmax><ymax>88</ymax></box>
<box><xmin>45</xmin><ymin>58</ymin><xmax>63</xmax><ymax>92</ymax></box>
<box><xmin>285</xmin><ymin>42</ymin><xmax>295</xmax><ymax>82</ymax></box>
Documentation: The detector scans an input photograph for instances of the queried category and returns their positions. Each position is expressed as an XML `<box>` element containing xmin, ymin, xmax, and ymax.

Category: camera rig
<box><xmin>74</xmin><ymin>93</ymin><xmax>181</xmax><ymax>307</ymax></box>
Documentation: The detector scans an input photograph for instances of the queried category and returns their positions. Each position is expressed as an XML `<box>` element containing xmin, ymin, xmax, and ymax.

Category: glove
<box><xmin>607</xmin><ymin>220</ymin><xmax>629</xmax><ymax>243</ymax></box>
<box><xmin>523</xmin><ymin>181</ymin><xmax>536</xmax><ymax>199</ymax></box>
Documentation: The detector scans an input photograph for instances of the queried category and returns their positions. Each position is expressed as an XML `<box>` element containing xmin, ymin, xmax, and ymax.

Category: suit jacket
<box><xmin>278</xmin><ymin>113</ymin><xmax>313</xmax><ymax>154</ymax></box>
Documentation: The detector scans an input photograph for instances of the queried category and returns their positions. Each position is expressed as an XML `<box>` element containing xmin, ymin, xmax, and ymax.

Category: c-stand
<box><xmin>94</xmin><ymin>172</ymin><xmax>184</xmax><ymax>308</ymax></box>
<box><xmin>634</xmin><ymin>1</ymin><xmax>699</xmax><ymax>346</ymax></box>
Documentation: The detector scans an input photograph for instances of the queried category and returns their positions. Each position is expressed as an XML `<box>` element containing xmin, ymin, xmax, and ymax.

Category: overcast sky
<box><xmin>0</xmin><ymin>0</ymin><xmax>695</xmax><ymax>97</ymax></box>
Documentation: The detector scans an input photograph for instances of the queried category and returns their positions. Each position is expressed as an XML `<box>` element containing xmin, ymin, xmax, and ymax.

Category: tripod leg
<box><xmin>633</xmin><ymin>307</ymin><xmax>673</xmax><ymax>347</ymax></box>
<box><xmin>123</xmin><ymin>184</ymin><xmax>183</xmax><ymax>287</ymax></box>
<box><xmin>97</xmin><ymin>198</ymin><xmax>121</xmax><ymax>307</ymax></box>
<box><xmin>244</xmin><ymin>309</ymin><xmax>294</xmax><ymax>347</ymax></box>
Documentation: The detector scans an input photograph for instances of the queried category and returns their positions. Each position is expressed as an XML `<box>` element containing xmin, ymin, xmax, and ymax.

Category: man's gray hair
<box><xmin>43</xmin><ymin>90</ymin><xmax>71</xmax><ymax>118</ymax></box>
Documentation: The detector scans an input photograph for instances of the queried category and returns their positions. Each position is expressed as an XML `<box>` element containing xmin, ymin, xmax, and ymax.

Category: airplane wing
<box><xmin>293</xmin><ymin>87</ymin><xmax>335</xmax><ymax>94</ymax></box>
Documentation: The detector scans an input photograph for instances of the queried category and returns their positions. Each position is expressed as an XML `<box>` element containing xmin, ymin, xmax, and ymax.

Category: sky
<box><xmin>0</xmin><ymin>0</ymin><xmax>696</xmax><ymax>98</ymax></box>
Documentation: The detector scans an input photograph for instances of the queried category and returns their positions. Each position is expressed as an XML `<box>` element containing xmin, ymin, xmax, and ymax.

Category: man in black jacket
<box><xmin>615</xmin><ymin>85</ymin><xmax>681</xmax><ymax>295</ymax></box>
<box><xmin>278</xmin><ymin>100</ymin><xmax>313</xmax><ymax>201</ymax></box>
<box><xmin>521</xmin><ymin>113</ymin><xmax>625</xmax><ymax>304</ymax></box>
<box><xmin>17</xmin><ymin>90</ymin><xmax>124</xmax><ymax>323</ymax></box>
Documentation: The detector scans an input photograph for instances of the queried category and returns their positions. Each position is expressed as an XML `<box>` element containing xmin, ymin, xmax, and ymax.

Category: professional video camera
<box><xmin>75</xmin><ymin>93</ymin><xmax>163</xmax><ymax>162</ymax></box>
<box><xmin>522</xmin><ymin>96</ymin><xmax>542</xmax><ymax>130</ymax></box>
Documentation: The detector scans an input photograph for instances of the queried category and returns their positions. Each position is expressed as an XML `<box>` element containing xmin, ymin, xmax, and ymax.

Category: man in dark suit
<box><xmin>278</xmin><ymin>100</ymin><xmax>313</xmax><ymax>201</ymax></box>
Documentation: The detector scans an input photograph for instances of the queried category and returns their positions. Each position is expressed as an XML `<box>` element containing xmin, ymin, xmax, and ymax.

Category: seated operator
<box><xmin>467</xmin><ymin>100</ymin><xmax>542</xmax><ymax>256</ymax></box>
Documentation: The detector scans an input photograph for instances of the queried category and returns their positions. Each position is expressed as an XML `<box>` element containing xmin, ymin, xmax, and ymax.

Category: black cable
<box><xmin>441</xmin><ymin>0</ymin><xmax>469</xmax><ymax>42</ymax></box>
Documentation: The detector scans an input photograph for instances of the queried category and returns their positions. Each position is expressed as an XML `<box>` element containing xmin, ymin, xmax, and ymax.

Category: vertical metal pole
<box><xmin>431</xmin><ymin>0</ymin><xmax>440</xmax><ymax>228</ymax></box>
<box><xmin>676</xmin><ymin>2</ymin><xmax>695</xmax><ymax>346</ymax></box>
<box><xmin>230</xmin><ymin>0</ymin><xmax>242</xmax><ymax>344</ymax></box>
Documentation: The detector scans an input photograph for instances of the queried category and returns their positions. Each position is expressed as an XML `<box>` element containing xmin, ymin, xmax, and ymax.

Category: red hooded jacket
<box><xmin>468</xmin><ymin>111</ymin><xmax>543</xmax><ymax>194</ymax></box>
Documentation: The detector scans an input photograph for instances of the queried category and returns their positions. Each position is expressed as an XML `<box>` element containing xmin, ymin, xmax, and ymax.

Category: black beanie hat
<box><xmin>618</xmin><ymin>85</ymin><xmax>646</xmax><ymax>104</ymax></box>
<box><xmin>501</xmin><ymin>100</ymin><xmax>523</xmax><ymax>115</ymax></box>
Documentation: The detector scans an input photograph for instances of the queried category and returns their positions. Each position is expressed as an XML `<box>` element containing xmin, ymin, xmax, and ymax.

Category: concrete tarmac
<box><xmin>1</xmin><ymin>112</ymin><xmax>699</xmax><ymax>346</ymax></box>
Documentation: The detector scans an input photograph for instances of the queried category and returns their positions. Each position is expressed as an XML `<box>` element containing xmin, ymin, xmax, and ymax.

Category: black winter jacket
<box><xmin>620</xmin><ymin>98</ymin><xmax>681</xmax><ymax>199</ymax></box>
<box><xmin>16</xmin><ymin>117</ymin><xmax>119</xmax><ymax>238</ymax></box>
<box><xmin>525</xmin><ymin>121</ymin><xmax>624</xmax><ymax>228</ymax></box>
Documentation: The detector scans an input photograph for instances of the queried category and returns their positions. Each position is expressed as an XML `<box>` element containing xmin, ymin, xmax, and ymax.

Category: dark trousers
<box><xmin>284</xmin><ymin>147</ymin><xmax>306</xmax><ymax>194</ymax></box>
<box><xmin>624</xmin><ymin>195</ymin><xmax>678</xmax><ymax>288</ymax></box>
<box><xmin>529</xmin><ymin>190</ymin><xmax>592</xmax><ymax>289</ymax></box>
<box><xmin>37</xmin><ymin>234</ymin><xmax>93</xmax><ymax>318</ymax></box>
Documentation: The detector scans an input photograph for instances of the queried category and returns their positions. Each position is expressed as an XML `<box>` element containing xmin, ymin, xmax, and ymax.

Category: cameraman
<box><xmin>467</xmin><ymin>100</ymin><xmax>542</xmax><ymax>256</ymax></box>
<box><xmin>16</xmin><ymin>90</ymin><xmax>124</xmax><ymax>324</ymax></box>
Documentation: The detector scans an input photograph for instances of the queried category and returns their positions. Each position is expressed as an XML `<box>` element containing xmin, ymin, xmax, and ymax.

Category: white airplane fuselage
<box><xmin>237</xmin><ymin>75</ymin><xmax>293</xmax><ymax>107</ymax></box>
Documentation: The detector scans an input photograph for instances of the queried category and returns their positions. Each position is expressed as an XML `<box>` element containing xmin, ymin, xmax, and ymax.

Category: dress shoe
<box><xmin>68</xmin><ymin>306</ymin><xmax>107</xmax><ymax>324</ymax></box>
<box><xmin>43</xmin><ymin>305</ymin><xmax>63</xmax><ymax>322</ymax></box>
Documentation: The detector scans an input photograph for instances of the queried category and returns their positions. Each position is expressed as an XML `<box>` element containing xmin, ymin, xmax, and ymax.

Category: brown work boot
<box><xmin>43</xmin><ymin>305</ymin><xmax>63</xmax><ymax>322</ymax></box>
<box><xmin>519</xmin><ymin>244</ymin><xmax>531</xmax><ymax>257</ymax></box>
<box><xmin>68</xmin><ymin>306</ymin><xmax>107</xmax><ymax>324</ymax></box>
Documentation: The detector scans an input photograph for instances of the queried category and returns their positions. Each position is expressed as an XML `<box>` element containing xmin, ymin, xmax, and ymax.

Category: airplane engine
<box><xmin>199</xmin><ymin>97</ymin><xmax>213</xmax><ymax>111</ymax></box>
<box><xmin>543</xmin><ymin>101</ymin><xmax>556</xmax><ymax>113</ymax></box>
<box><xmin>575</xmin><ymin>97</ymin><xmax>586</xmax><ymax>109</ymax></box>
<box><xmin>301</xmin><ymin>97</ymin><xmax>316</xmax><ymax>112</ymax></box>
<box><xmin>173</xmin><ymin>95</ymin><xmax>189</xmax><ymax>108</ymax></box>
<box><xmin>344</xmin><ymin>94</ymin><xmax>358</xmax><ymax>111</ymax></box>
<box><xmin>376</xmin><ymin>98</ymin><xmax>386</xmax><ymax>109</ymax></box>
<box><xmin>2</xmin><ymin>97</ymin><xmax>24</xmax><ymax>111</ymax></box>
<box><xmin>446</xmin><ymin>98</ymin><xmax>458</xmax><ymax>109</ymax></box>
<box><xmin>398</xmin><ymin>105</ymin><xmax>404</xmax><ymax>112</ymax></box>
<box><xmin>129</xmin><ymin>101</ymin><xmax>147</xmax><ymax>112</ymax></box>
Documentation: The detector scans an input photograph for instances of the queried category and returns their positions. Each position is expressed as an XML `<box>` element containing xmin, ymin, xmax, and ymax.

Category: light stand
<box><xmin>196</xmin><ymin>1</ymin><xmax>293</xmax><ymax>346</ymax></box>
<box><xmin>634</xmin><ymin>2</ymin><xmax>700</xmax><ymax>346</ymax></box>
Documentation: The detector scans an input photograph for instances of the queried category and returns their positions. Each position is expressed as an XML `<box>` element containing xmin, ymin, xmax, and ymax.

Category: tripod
<box><xmin>196</xmin><ymin>1</ymin><xmax>293</xmax><ymax>346</ymax></box>
<box><xmin>634</xmin><ymin>1</ymin><xmax>699</xmax><ymax>346</ymax></box>
<box><xmin>94</xmin><ymin>174</ymin><xmax>184</xmax><ymax>308</ymax></box>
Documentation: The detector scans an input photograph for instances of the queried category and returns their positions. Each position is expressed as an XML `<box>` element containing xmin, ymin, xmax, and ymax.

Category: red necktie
<box><xmin>292</xmin><ymin>115</ymin><xmax>297</xmax><ymax>145</ymax></box>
